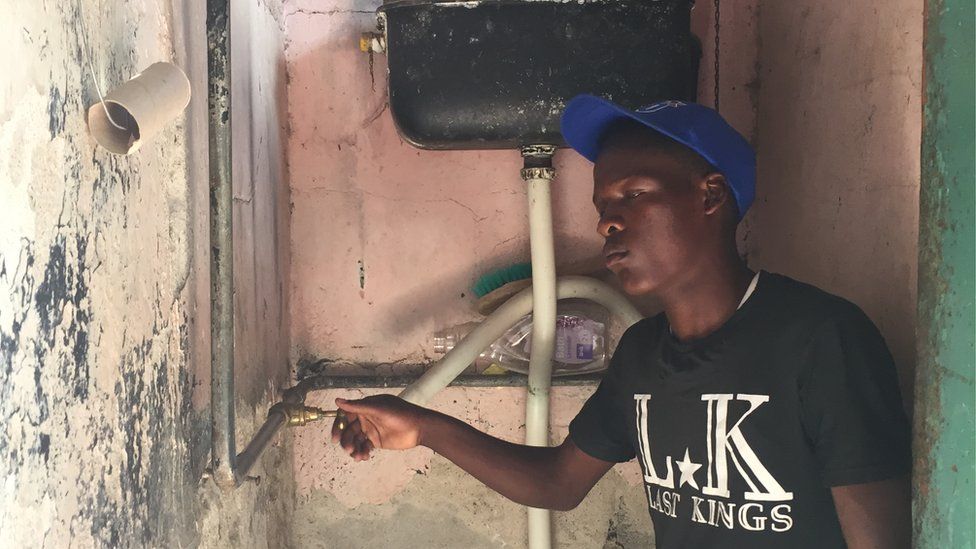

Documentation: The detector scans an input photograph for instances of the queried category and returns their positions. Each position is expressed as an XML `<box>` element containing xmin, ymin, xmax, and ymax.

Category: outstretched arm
<box><xmin>333</xmin><ymin>394</ymin><xmax>614</xmax><ymax>511</ymax></box>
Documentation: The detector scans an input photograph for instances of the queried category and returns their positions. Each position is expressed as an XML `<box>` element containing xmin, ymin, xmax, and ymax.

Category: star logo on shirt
<box><xmin>675</xmin><ymin>448</ymin><xmax>702</xmax><ymax>490</ymax></box>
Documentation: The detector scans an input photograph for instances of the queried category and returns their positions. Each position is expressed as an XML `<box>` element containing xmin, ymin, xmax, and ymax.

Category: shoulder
<box><xmin>763</xmin><ymin>271</ymin><xmax>867</xmax><ymax>327</ymax></box>
<box><xmin>758</xmin><ymin>271</ymin><xmax>879</xmax><ymax>336</ymax></box>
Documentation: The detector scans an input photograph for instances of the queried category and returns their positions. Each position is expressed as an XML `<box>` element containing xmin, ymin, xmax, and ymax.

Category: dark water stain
<box><xmin>67</xmin><ymin>288</ymin><xmax>194</xmax><ymax>547</ymax></box>
<box><xmin>47</xmin><ymin>86</ymin><xmax>66</xmax><ymax>140</ymax></box>
<box><xmin>70</xmin><ymin>322</ymin><xmax>90</xmax><ymax>398</ymax></box>
<box><xmin>30</xmin><ymin>364</ymin><xmax>48</xmax><ymax>425</ymax></box>
<box><xmin>33</xmin><ymin>234</ymin><xmax>92</xmax><ymax>400</ymax></box>
<box><xmin>34</xmin><ymin>433</ymin><xmax>50</xmax><ymax>464</ymax></box>
<box><xmin>34</xmin><ymin>238</ymin><xmax>68</xmax><ymax>338</ymax></box>
<box><xmin>68</xmin><ymin>235</ymin><xmax>90</xmax><ymax>398</ymax></box>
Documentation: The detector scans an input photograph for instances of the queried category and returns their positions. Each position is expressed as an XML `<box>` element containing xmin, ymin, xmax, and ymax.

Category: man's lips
<box><xmin>603</xmin><ymin>244</ymin><xmax>629</xmax><ymax>268</ymax></box>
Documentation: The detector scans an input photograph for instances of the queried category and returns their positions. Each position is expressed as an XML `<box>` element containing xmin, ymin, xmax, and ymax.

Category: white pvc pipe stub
<box><xmin>86</xmin><ymin>62</ymin><xmax>191</xmax><ymax>155</ymax></box>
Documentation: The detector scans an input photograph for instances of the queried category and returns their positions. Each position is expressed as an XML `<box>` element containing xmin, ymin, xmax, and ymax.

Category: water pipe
<box><xmin>205</xmin><ymin>0</ymin><xmax>336</xmax><ymax>489</ymax></box>
<box><xmin>236</xmin><ymin>402</ymin><xmax>346</xmax><ymax>482</ymax></box>
<box><xmin>207</xmin><ymin>0</ymin><xmax>236</xmax><ymax>489</ymax></box>
<box><xmin>522</xmin><ymin>145</ymin><xmax>558</xmax><ymax>549</ymax></box>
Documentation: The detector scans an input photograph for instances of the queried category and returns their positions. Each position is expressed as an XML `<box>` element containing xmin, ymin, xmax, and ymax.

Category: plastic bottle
<box><xmin>432</xmin><ymin>299</ymin><xmax>608</xmax><ymax>376</ymax></box>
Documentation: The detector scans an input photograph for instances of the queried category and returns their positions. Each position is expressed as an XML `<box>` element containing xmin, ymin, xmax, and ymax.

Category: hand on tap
<box><xmin>332</xmin><ymin>395</ymin><xmax>430</xmax><ymax>461</ymax></box>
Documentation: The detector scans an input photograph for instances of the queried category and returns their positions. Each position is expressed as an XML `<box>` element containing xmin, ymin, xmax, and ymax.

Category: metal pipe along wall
<box><xmin>206</xmin><ymin>0</ymin><xmax>236</xmax><ymax>489</ymax></box>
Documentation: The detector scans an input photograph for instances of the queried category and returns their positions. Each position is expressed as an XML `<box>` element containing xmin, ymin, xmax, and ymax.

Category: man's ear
<box><xmin>702</xmin><ymin>173</ymin><xmax>731</xmax><ymax>216</ymax></box>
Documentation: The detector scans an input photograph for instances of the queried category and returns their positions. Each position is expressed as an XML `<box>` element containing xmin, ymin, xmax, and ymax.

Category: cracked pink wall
<box><xmin>285</xmin><ymin>8</ymin><xmax>599</xmax><ymax>367</ymax></box>
<box><xmin>285</xmin><ymin>0</ymin><xmax>759</xmax><ymax>369</ymax></box>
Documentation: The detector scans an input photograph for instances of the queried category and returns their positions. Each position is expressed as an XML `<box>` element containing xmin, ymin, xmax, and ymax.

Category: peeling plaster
<box><xmin>1</xmin><ymin>0</ymin><xmax>292</xmax><ymax>546</ymax></box>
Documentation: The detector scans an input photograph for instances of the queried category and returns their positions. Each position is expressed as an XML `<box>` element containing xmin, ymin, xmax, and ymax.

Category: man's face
<box><xmin>592</xmin><ymin>138</ymin><xmax>713</xmax><ymax>296</ymax></box>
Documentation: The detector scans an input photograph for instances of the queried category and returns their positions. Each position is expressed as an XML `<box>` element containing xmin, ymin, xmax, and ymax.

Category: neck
<box><xmin>659</xmin><ymin>248</ymin><xmax>754</xmax><ymax>342</ymax></box>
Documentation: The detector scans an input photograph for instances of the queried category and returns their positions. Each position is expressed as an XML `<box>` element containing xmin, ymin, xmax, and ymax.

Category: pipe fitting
<box><xmin>520</xmin><ymin>145</ymin><xmax>557</xmax><ymax>181</ymax></box>
<box><xmin>520</xmin><ymin>166</ymin><xmax>556</xmax><ymax>181</ymax></box>
<box><xmin>521</xmin><ymin>144</ymin><xmax>557</xmax><ymax>158</ymax></box>
<box><xmin>359</xmin><ymin>32</ymin><xmax>387</xmax><ymax>54</ymax></box>
<box><xmin>269</xmin><ymin>402</ymin><xmax>346</xmax><ymax>429</ymax></box>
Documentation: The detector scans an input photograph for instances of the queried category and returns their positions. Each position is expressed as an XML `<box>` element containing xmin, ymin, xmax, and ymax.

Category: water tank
<box><xmin>378</xmin><ymin>0</ymin><xmax>700</xmax><ymax>149</ymax></box>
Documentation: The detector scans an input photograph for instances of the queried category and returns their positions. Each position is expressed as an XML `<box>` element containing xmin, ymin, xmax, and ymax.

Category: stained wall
<box><xmin>0</xmin><ymin>0</ymin><xmax>293</xmax><ymax>546</ymax></box>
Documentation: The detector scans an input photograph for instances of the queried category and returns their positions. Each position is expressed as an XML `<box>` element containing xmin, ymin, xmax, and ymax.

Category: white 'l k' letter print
<box><xmin>701</xmin><ymin>394</ymin><xmax>793</xmax><ymax>501</ymax></box>
<box><xmin>634</xmin><ymin>394</ymin><xmax>674</xmax><ymax>488</ymax></box>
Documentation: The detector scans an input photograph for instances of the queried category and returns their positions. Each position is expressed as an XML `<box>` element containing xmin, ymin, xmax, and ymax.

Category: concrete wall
<box><xmin>750</xmin><ymin>0</ymin><xmax>923</xmax><ymax>408</ymax></box>
<box><xmin>284</xmin><ymin>0</ymin><xmax>757</xmax><ymax>547</ymax></box>
<box><xmin>226</xmin><ymin>0</ymin><xmax>292</xmax><ymax>408</ymax></box>
<box><xmin>0</xmin><ymin>0</ymin><xmax>292</xmax><ymax>546</ymax></box>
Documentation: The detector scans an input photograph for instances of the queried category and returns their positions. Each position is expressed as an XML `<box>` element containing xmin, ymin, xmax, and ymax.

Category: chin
<box><xmin>616</xmin><ymin>269</ymin><xmax>657</xmax><ymax>297</ymax></box>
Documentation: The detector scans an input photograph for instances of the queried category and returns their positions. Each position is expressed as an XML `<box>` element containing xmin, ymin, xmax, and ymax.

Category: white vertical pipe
<box><xmin>525</xmin><ymin>172</ymin><xmax>556</xmax><ymax>549</ymax></box>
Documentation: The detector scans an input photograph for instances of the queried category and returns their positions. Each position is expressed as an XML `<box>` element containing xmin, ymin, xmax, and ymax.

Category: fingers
<box><xmin>333</xmin><ymin>397</ymin><xmax>361</xmax><ymax>443</ymax></box>
<box><xmin>336</xmin><ymin>397</ymin><xmax>371</xmax><ymax>415</ymax></box>
<box><xmin>359</xmin><ymin>418</ymin><xmax>383</xmax><ymax>449</ymax></box>
<box><xmin>332</xmin><ymin>396</ymin><xmax>397</xmax><ymax>461</ymax></box>
<box><xmin>351</xmin><ymin>433</ymin><xmax>373</xmax><ymax>461</ymax></box>
<box><xmin>343</xmin><ymin>423</ymin><xmax>373</xmax><ymax>461</ymax></box>
<box><xmin>356</xmin><ymin>439</ymin><xmax>375</xmax><ymax>461</ymax></box>
<box><xmin>330</xmin><ymin>414</ymin><xmax>346</xmax><ymax>443</ymax></box>
<box><xmin>339</xmin><ymin>416</ymin><xmax>362</xmax><ymax>454</ymax></box>
<box><xmin>337</xmin><ymin>414</ymin><xmax>374</xmax><ymax>460</ymax></box>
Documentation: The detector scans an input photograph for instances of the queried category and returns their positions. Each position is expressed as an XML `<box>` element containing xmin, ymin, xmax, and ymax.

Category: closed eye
<box><xmin>626</xmin><ymin>190</ymin><xmax>646</xmax><ymax>199</ymax></box>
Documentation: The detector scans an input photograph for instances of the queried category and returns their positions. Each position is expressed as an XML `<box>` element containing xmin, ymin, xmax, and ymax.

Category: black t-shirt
<box><xmin>569</xmin><ymin>272</ymin><xmax>911</xmax><ymax>549</ymax></box>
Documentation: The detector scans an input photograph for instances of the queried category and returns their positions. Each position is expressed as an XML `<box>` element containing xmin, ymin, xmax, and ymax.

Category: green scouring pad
<box><xmin>473</xmin><ymin>263</ymin><xmax>533</xmax><ymax>298</ymax></box>
<box><xmin>472</xmin><ymin>263</ymin><xmax>533</xmax><ymax>315</ymax></box>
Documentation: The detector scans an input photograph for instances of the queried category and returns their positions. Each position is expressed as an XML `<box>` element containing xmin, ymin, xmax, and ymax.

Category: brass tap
<box><xmin>270</xmin><ymin>402</ymin><xmax>346</xmax><ymax>429</ymax></box>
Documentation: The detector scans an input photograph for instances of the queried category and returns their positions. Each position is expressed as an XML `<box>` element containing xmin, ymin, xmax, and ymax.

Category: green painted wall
<box><xmin>914</xmin><ymin>0</ymin><xmax>976</xmax><ymax>547</ymax></box>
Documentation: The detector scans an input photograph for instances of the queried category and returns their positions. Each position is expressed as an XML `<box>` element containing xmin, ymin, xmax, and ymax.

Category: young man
<box><xmin>331</xmin><ymin>96</ymin><xmax>912</xmax><ymax>548</ymax></box>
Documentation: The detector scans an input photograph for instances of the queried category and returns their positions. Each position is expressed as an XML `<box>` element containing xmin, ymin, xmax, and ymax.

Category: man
<box><xmin>331</xmin><ymin>95</ymin><xmax>912</xmax><ymax>548</ymax></box>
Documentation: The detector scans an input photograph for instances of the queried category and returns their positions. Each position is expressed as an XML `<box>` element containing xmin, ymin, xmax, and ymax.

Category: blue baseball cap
<box><xmin>560</xmin><ymin>94</ymin><xmax>756</xmax><ymax>219</ymax></box>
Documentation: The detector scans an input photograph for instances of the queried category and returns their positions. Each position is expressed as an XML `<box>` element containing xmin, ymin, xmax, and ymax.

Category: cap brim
<box><xmin>561</xmin><ymin>95</ymin><xmax>756</xmax><ymax>220</ymax></box>
<box><xmin>560</xmin><ymin>95</ymin><xmax>651</xmax><ymax>162</ymax></box>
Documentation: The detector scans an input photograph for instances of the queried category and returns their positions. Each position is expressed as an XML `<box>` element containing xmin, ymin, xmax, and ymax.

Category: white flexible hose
<box><xmin>398</xmin><ymin>276</ymin><xmax>643</xmax><ymax>405</ymax></box>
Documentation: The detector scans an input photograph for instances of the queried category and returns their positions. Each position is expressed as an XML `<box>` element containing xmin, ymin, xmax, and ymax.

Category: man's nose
<box><xmin>597</xmin><ymin>211</ymin><xmax>625</xmax><ymax>237</ymax></box>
